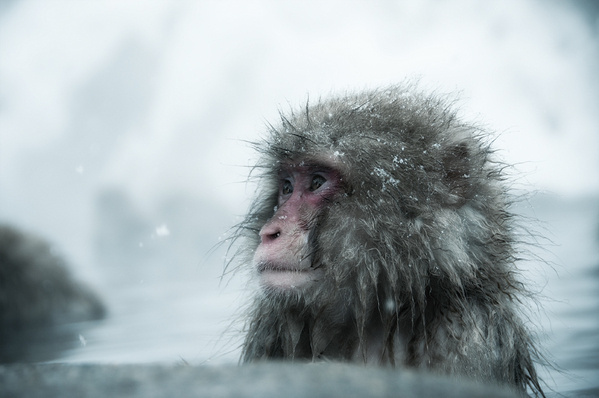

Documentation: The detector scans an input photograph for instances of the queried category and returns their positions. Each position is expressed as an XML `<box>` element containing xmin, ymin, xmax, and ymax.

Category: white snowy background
<box><xmin>1</xmin><ymin>0</ymin><xmax>598</xmax><ymax>394</ymax></box>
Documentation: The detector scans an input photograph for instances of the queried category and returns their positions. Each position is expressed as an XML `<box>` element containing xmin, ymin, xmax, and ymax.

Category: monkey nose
<box><xmin>259</xmin><ymin>224</ymin><xmax>281</xmax><ymax>244</ymax></box>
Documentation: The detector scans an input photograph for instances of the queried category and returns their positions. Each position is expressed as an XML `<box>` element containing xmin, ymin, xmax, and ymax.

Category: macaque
<box><xmin>231</xmin><ymin>84</ymin><xmax>543</xmax><ymax>396</ymax></box>
<box><xmin>0</xmin><ymin>224</ymin><xmax>105</xmax><ymax>361</ymax></box>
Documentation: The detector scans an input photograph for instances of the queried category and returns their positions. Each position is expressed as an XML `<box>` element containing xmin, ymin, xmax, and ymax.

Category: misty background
<box><xmin>1</xmin><ymin>0</ymin><xmax>598</xmax><ymax>395</ymax></box>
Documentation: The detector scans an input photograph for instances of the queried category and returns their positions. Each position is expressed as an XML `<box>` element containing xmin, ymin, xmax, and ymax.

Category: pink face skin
<box><xmin>253</xmin><ymin>164</ymin><xmax>343</xmax><ymax>292</ymax></box>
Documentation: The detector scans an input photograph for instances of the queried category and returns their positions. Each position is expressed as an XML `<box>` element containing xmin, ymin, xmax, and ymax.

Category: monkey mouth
<box><xmin>257</xmin><ymin>262</ymin><xmax>306</xmax><ymax>273</ymax></box>
<box><xmin>257</xmin><ymin>262</ymin><xmax>322</xmax><ymax>289</ymax></box>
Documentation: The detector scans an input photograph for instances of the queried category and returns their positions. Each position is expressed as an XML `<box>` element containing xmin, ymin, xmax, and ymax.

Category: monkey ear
<box><xmin>441</xmin><ymin>143</ymin><xmax>473</xmax><ymax>207</ymax></box>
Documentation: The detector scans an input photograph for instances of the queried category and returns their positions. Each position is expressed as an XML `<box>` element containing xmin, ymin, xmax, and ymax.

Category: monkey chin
<box><xmin>258</xmin><ymin>264</ymin><xmax>323</xmax><ymax>292</ymax></box>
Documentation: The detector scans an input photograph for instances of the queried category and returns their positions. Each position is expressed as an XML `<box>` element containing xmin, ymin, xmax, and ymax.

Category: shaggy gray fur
<box><xmin>231</xmin><ymin>84</ymin><xmax>543</xmax><ymax>396</ymax></box>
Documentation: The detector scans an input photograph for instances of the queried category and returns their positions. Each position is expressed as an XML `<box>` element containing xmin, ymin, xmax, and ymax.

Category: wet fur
<box><xmin>230</xmin><ymin>84</ymin><xmax>544</xmax><ymax>395</ymax></box>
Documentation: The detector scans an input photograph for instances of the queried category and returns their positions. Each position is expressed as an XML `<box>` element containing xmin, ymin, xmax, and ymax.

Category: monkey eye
<box><xmin>309</xmin><ymin>175</ymin><xmax>326</xmax><ymax>192</ymax></box>
<box><xmin>281</xmin><ymin>179</ymin><xmax>294</xmax><ymax>195</ymax></box>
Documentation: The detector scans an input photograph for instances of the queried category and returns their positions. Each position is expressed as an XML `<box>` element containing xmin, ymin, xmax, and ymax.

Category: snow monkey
<box><xmin>231</xmin><ymin>84</ymin><xmax>544</xmax><ymax>396</ymax></box>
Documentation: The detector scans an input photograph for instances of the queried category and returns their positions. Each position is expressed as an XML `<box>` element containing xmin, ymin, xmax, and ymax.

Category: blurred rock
<box><xmin>0</xmin><ymin>224</ymin><xmax>105</xmax><ymax>362</ymax></box>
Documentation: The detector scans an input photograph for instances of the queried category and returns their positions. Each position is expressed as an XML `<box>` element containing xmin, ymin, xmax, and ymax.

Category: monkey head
<box><xmin>244</xmin><ymin>85</ymin><xmax>501</xmax><ymax>312</ymax></box>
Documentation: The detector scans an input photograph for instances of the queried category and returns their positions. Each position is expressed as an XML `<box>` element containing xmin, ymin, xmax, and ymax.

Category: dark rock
<box><xmin>0</xmin><ymin>224</ymin><xmax>105</xmax><ymax>362</ymax></box>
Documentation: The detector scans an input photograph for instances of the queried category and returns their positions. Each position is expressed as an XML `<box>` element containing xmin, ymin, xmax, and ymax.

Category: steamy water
<box><xmin>12</xmin><ymin>193</ymin><xmax>599</xmax><ymax>397</ymax></box>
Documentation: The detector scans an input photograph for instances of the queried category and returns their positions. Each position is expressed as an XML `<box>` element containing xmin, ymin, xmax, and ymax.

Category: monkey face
<box><xmin>252</xmin><ymin>163</ymin><xmax>343</xmax><ymax>293</ymax></box>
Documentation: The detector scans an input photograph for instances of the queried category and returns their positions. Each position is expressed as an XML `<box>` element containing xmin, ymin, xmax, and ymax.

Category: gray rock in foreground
<box><xmin>0</xmin><ymin>362</ymin><xmax>520</xmax><ymax>398</ymax></box>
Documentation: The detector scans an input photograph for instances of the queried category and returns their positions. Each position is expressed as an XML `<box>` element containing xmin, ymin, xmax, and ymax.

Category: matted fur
<box><xmin>230</xmin><ymin>84</ymin><xmax>544</xmax><ymax>396</ymax></box>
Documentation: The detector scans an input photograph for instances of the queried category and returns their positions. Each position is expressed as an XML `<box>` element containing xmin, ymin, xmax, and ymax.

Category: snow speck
<box><xmin>155</xmin><ymin>224</ymin><xmax>170</xmax><ymax>237</ymax></box>
<box><xmin>385</xmin><ymin>298</ymin><xmax>395</xmax><ymax>313</ymax></box>
<box><xmin>75</xmin><ymin>165</ymin><xmax>84</xmax><ymax>174</ymax></box>
<box><xmin>372</xmin><ymin>167</ymin><xmax>400</xmax><ymax>190</ymax></box>
<box><xmin>392</xmin><ymin>156</ymin><xmax>406</xmax><ymax>165</ymax></box>
<box><xmin>79</xmin><ymin>334</ymin><xmax>87</xmax><ymax>347</ymax></box>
